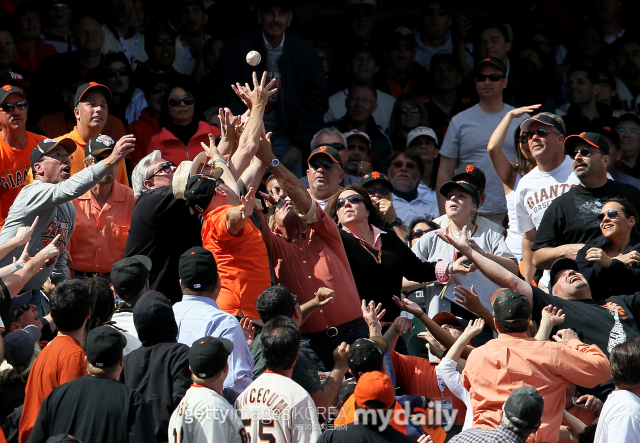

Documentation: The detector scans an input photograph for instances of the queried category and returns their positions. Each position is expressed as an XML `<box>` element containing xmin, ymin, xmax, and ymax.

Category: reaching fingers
<box><xmin>30</xmin><ymin>216</ymin><xmax>39</xmax><ymax>231</ymax></box>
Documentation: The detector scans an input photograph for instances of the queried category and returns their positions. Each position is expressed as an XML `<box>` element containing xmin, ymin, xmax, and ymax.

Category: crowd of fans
<box><xmin>2</xmin><ymin>0</ymin><xmax>640</xmax><ymax>442</ymax></box>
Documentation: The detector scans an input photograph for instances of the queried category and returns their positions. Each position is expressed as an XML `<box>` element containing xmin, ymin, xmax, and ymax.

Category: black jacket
<box><xmin>213</xmin><ymin>29</ymin><xmax>328</xmax><ymax>158</ymax></box>
<box><xmin>121</xmin><ymin>291</ymin><xmax>192</xmax><ymax>443</ymax></box>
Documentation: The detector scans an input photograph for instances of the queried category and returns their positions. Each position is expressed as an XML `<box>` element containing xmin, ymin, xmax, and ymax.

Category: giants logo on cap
<box><xmin>533</xmin><ymin>115</ymin><xmax>541</xmax><ymax>119</ymax></box>
<box><xmin>466</xmin><ymin>165</ymin><xmax>475</xmax><ymax>173</ymax></box>
<box><xmin>372</xmin><ymin>172</ymin><xmax>381</xmax><ymax>179</ymax></box>
<box><xmin>89</xmin><ymin>82</ymin><xmax>98</xmax><ymax>86</ymax></box>
<box><xmin>318</xmin><ymin>146</ymin><xmax>328</xmax><ymax>152</ymax></box>
<box><xmin>2</xmin><ymin>85</ymin><xmax>11</xmax><ymax>91</ymax></box>
<box><xmin>483</xmin><ymin>58</ymin><xmax>491</xmax><ymax>61</ymax></box>
<box><xmin>95</xmin><ymin>135</ymin><xmax>114</xmax><ymax>146</ymax></box>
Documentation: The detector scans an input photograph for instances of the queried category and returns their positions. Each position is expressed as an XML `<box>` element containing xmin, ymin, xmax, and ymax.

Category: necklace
<box><xmin>359</xmin><ymin>238</ymin><xmax>382</xmax><ymax>264</ymax></box>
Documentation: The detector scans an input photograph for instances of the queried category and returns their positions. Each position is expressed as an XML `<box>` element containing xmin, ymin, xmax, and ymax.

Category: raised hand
<box><xmin>452</xmin><ymin>256</ymin><xmax>477</xmax><ymax>274</ymax></box>
<box><xmin>104</xmin><ymin>134</ymin><xmax>136</xmax><ymax>167</ymax></box>
<box><xmin>436</xmin><ymin>225</ymin><xmax>473</xmax><ymax>255</ymax></box>
<box><xmin>361</xmin><ymin>300</ymin><xmax>386</xmax><ymax>326</ymax></box>
<box><xmin>256</xmin><ymin>131</ymin><xmax>275</xmax><ymax>163</ymax></box>
<box><xmin>541</xmin><ymin>304</ymin><xmax>565</xmax><ymax>327</ymax></box>
<box><xmin>40</xmin><ymin>234</ymin><xmax>62</xmax><ymax>265</ymax></box>
<box><xmin>333</xmin><ymin>342</ymin><xmax>350</xmax><ymax>371</ymax></box>
<box><xmin>510</xmin><ymin>104</ymin><xmax>542</xmax><ymax>119</ymax></box>
<box><xmin>314</xmin><ymin>287</ymin><xmax>335</xmax><ymax>308</ymax></box>
<box><xmin>463</xmin><ymin>318</ymin><xmax>485</xmax><ymax>337</ymax></box>
<box><xmin>392</xmin><ymin>316</ymin><xmax>413</xmax><ymax>335</ymax></box>
<box><xmin>392</xmin><ymin>295</ymin><xmax>423</xmax><ymax>317</ymax></box>
<box><xmin>585</xmin><ymin>247</ymin><xmax>612</xmax><ymax>268</ymax></box>
<box><xmin>238</xmin><ymin>187</ymin><xmax>256</xmax><ymax>219</ymax></box>
<box><xmin>240</xmin><ymin>318</ymin><xmax>255</xmax><ymax>346</ymax></box>
<box><xmin>453</xmin><ymin>285</ymin><xmax>484</xmax><ymax>313</ymax></box>
<box><xmin>552</xmin><ymin>328</ymin><xmax>579</xmax><ymax>345</ymax></box>
<box><xmin>15</xmin><ymin>216</ymin><xmax>38</xmax><ymax>245</ymax></box>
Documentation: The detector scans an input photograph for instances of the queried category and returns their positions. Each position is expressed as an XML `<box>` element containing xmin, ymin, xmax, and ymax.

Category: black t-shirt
<box><xmin>318</xmin><ymin>423</ymin><xmax>416</xmax><ymax>443</ymax></box>
<box><xmin>533</xmin><ymin>180</ymin><xmax>640</xmax><ymax>250</ymax></box>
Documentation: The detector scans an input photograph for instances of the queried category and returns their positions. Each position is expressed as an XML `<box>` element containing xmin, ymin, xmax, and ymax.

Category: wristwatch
<box><xmin>211</xmin><ymin>158</ymin><xmax>226</xmax><ymax>165</ymax></box>
<box><xmin>268</xmin><ymin>158</ymin><xmax>280</xmax><ymax>169</ymax></box>
<box><xmin>389</xmin><ymin>217</ymin><xmax>404</xmax><ymax>227</ymax></box>
<box><xmin>14</xmin><ymin>262</ymin><xmax>22</xmax><ymax>270</ymax></box>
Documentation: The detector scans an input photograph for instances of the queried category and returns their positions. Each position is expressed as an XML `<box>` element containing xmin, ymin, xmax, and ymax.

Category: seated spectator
<box><xmin>196</xmin><ymin>37</ymin><xmax>225</xmax><ymax>108</ymax></box>
<box><xmin>173</xmin><ymin>0</ymin><xmax>211</xmax><ymax>77</ymax></box>
<box><xmin>598</xmin><ymin>124</ymin><xmax>640</xmax><ymax>188</ymax></box>
<box><xmin>0</xmin><ymin>26</ymin><xmax>32</xmax><ymax>84</ymax></box>
<box><xmin>146</xmin><ymin>82</ymin><xmax>220</xmax><ymax>164</ymax></box>
<box><xmin>596</xmin><ymin>68</ymin><xmax>625</xmax><ymax>118</ymax></box>
<box><xmin>575</xmin><ymin>199</ymin><xmax>640</xmax><ymax>298</ymax></box>
<box><xmin>613</xmin><ymin>37</ymin><xmax>640</xmax><ymax>114</ymax></box>
<box><xmin>562</xmin><ymin>66</ymin><xmax>616</xmax><ymax>135</ymax></box>
<box><xmin>386</xmin><ymin>94</ymin><xmax>430</xmax><ymax>149</ymax></box>
<box><xmin>614</xmin><ymin>113</ymin><xmax>640</xmax><ymax>178</ymax></box>
<box><xmin>123</xmin><ymin>291</ymin><xmax>192</xmax><ymax>443</ymax></box>
<box><xmin>406</xmin><ymin>126</ymin><xmax>439</xmax><ymax>205</ymax></box>
<box><xmin>12</xmin><ymin>3</ymin><xmax>58</xmax><ymax>74</ymax></box>
<box><xmin>424</xmin><ymin>54</ymin><xmax>464</xmax><ymax>143</ymax></box>
<box><xmin>101</xmin><ymin>52</ymin><xmax>146</xmax><ymax>125</ymax></box>
<box><xmin>265</xmin><ymin>174</ymin><xmax>286</xmax><ymax>201</ymax></box>
<box><xmin>134</xmin><ymin>20</ymin><xmax>188</xmax><ymax>84</ymax></box>
<box><xmin>560</xmin><ymin>26</ymin><xmax>605</xmax><ymax>71</ymax></box>
<box><xmin>343</xmin><ymin>129</ymin><xmax>373</xmax><ymax>177</ymax></box>
<box><xmin>110</xmin><ymin>255</ymin><xmax>151</xmax><ymax>337</ymax></box>
<box><xmin>40</xmin><ymin>1</ymin><xmax>74</xmax><ymax>54</ymax></box>
<box><xmin>101</xmin><ymin>0</ymin><xmax>147</xmax><ymax>67</ymax></box>
<box><xmin>361</xmin><ymin>172</ymin><xmax>409</xmax><ymax>241</ymax></box>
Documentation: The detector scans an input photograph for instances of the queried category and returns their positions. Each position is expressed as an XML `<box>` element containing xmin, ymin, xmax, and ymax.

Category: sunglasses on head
<box><xmin>168</xmin><ymin>97</ymin><xmax>195</xmax><ymax>107</ymax></box>
<box><xmin>399</xmin><ymin>107</ymin><xmax>420</xmax><ymax>115</ymax></box>
<box><xmin>523</xmin><ymin>128</ymin><xmax>554</xmax><ymax>140</ymax></box>
<box><xmin>336</xmin><ymin>194</ymin><xmax>364</xmax><ymax>210</ymax></box>
<box><xmin>597</xmin><ymin>209</ymin><xmax>621</xmax><ymax>222</ymax></box>
<box><xmin>366</xmin><ymin>186</ymin><xmax>390</xmax><ymax>196</ymax></box>
<box><xmin>309</xmin><ymin>160</ymin><xmax>336</xmax><ymax>170</ymax></box>
<box><xmin>392</xmin><ymin>160</ymin><xmax>417</xmax><ymax>170</ymax></box>
<box><xmin>1</xmin><ymin>100</ymin><xmax>28</xmax><ymax>113</ymax></box>
<box><xmin>14</xmin><ymin>304</ymin><xmax>29</xmax><ymax>320</ymax></box>
<box><xmin>572</xmin><ymin>146</ymin><xmax>601</xmax><ymax>158</ymax></box>
<box><xmin>474</xmin><ymin>74</ymin><xmax>505</xmax><ymax>82</ymax></box>
<box><xmin>152</xmin><ymin>37</ymin><xmax>175</xmax><ymax>46</ymax></box>
<box><xmin>148</xmin><ymin>161</ymin><xmax>175</xmax><ymax>179</ymax></box>
<box><xmin>106</xmin><ymin>67</ymin><xmax>130</xmax><ymax>78</ymax></box>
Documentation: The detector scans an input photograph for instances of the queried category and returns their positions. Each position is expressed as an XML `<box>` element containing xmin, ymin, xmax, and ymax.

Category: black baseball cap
<box><xmin>597</xmin><ymin>125</ymin><xmax>620</xmax><ymax>149</ymax></box>
<box><xmin>549</xmin><ymin>258</ymin><xmax>580</xmax><ymax>288</ymax></box>
<box><xmin>1</xmin><ymin>290</ymin><xmax>32</xmax><ymax>327</ymax></box>
<box><xmin>520</xmin><ymin>113</ymin><xmax>566</xmax><ymax>136</ymax></box>
<box><xmin>439</xmin><ymin>180</ymin><xmax>481</xmax><ymax>206</ymax></box>
<box><xmin>184</xmin><ymin>170</ymin><xmax>224</xmax><ymax>214</ymax></box>
<box><xmin>75</xmin><ymin>82</ymin><xmax>112</xmax><ymax>107</ymax></box>
<box><xmin>564</xmin><ymin>132</ymin><xmax>610</xmax><ymax>157</ymax></box>
<box><xmin>348</xmin><ymin>337</ymin><xmax>387</xmax><ymax>376</ymax></box>
<box><xmin>491</xmin><ymin>288</ymin><xmax>531</xmax><ymax>323</ymax></box>
<box><xmin>503</xmin><ymin>386</ymin><xmax>544</xmax><ymax>432</ymax></box>
<box><xmin>111</xmin><ymin>255</ymin><xmax>152</xmax><ymax>302</ymax></box>
<box><xmin>85</xmin><ymin>326</ymin><xmax>126</xmax><ymax>368</ymax></box>
<box><xmin>359</xmin><ymin>172</ymin><xmax>393</xmax><ymax>190</ymax></box>
<box><xmin>0</xmin><ymin>71</ymin><xmax>29</xmax><ymax>90</ymax></box>
<box><xmin>179</xmin><ymin>247</ymin><xmax>218</xmax><ymax>291</ymax></box>
<box><xmin>0</xmin><ymin>84</ymin><xmax>26</xmax><ymax>105</ymax></box>
<box><xmin>30</xmin><ymin>138</ymin><xmax>76</xmax><ymax>167</ymax></box>
<box><xmin>4</xmin><ymin>324</ymin><xmax>40</xmax><ymax>367</ymax></box>
<box><xmin>474</xmin><ymin>57</ymin><xmax>507</xmax><ymax>75</ymax></box>
<box><xmin>452</xmin><ymin>165</ymin><xmax>486</xmax><ymax>191</ymax></box>
<box><xmin>189</xmin><ymin>336</ymin><xmax>233</xmax><ymax>378</ymax></box>
<box><xmin>85</xmin><ymin>134</ymin><xmax>115</xmax><ymax>157</ymax></box>
<box><xmin>308</xmin><ymin>145</ymin><xmax>342</xmax><ymax>166</ymax></box>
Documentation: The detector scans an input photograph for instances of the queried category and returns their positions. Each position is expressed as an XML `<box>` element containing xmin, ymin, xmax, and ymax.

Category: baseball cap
<box><xmin>1</xmin><ymin>290</ymin><xmax>32</xmax><ymax>327</ymax></box>
<box><xmin>564</xmin><ymin>132</ymin><xmax>610</xmax><ymax>157</ymax></box>
<box><xmin>179</xmin><ymin>247</ymin><xmax>218</xmax><ymax>291</ymax></box>
<box><xmin>343</xmin><ymin>129</ymin><xmax>371</xmax><ymax>146</ymax></box>
<box><xmin>388</xmin><ymin>26</ymin><xmax>416</xmax><ymax>48</ymax></box>
<box><xmin>0</xmin><ymin>84</ymin><xmax>26</xmax><ymax>105</ymax></box>
<box><xmin>474</xmin><ymin>57</ymin><xmax>507</xmax><ymax>76</ymax></box>
<box><xmin>85</xmin><ymin>326</ymin><xmax>126</xmax><ymax>368</ymax></box>
<box><xmin>4</xmin><ymin>324</ymin><xmax>40</xmax><ymax>367</ymax></box>
<box><xmin>359</xmin><ymin>171</ymin><xmax>393</xmax><ymax>190</ymax></box>
<box><xmin>85</xmin><ymin>134</ymin><xmax>115</xmax><ymax>157</ymax></box>
<box><xmin>30</xmin><ymin>138</ymin><xmax>76</xmax><ymax>167</ymax></box>
<box><xmin>452</xmin><ymin>165</ymin><xmax>486</xmax><ymax>191</ymax></box>
<box><xmin>257</xmin><ymin>0</ymin><xmax>293</xmax><ymax>11</ymax></box>
<box><xmin>491</xmin><ymin>288</ymin><xmax>531</xmax><ymax>323</ymax></box>
<box><xmin>432</xmin><ymin>311</ymin><xmax>464</xmax><ymax>328</ymax></box>
<box><xmin>111</xmin><ymin>255</ymin><xmax>152</xmax><ymax>302</ymax></box>
<box><xmin>0</xmin><ymin>71</ymin><xmax>29</xmax><ymax>90</ymax></box>
<box><xmin>338</xmin><ymin>378</ymin><xmax>357</xmax><ymax>405</ymax></box>
<box><xmin>180</xmin><ymin>0</ymin><xmax>205</xmax><ymax>10</ymax></box>
<box><xmin>308</xmin><ymin>145</ymin><xmax>342</xmax><ymax>166</ymax></box>
<box><xmin>75</xmin><ymin>82</ymin><xmax>112</xmax><ymax>107</ymax></box>
<box><xmin>438</xmin><ymin>180</ymin><xmax>481</xmax><ymax>206</ymax></box>
<box><xmin>184</xmin><ymin>170</ymin><xmax>224</xmax><ymax>214</ymax></box>
<box><xmin>189</xmin><ymin>336</ymin><xmax>233</xmax><ymax>378</ymax></box>
<box><xmin>520</xmin><ymin>112</ymin><xmax>566</xmax><ymax>135</ymax></box>
<box><xmin>549</xmin><ymin>258</ymin><xmax>580</xmax><ymax>288</ymax></box>
<box><xmin>503</xmin><ymin>386</ymin><xmax>544</xmax><ymax>432</ymax></box>
<box><xmin>597</xmin><ymin>125</ymin><xmax>620</xmax><ymax>149</ymax></box>
<box><xmin>354</xmin><ymin>371</ymin><xmax>395</xmax><ymax>410</ymax></box>
<box><xmin>348</xmin><ymin>337</ymin><xmax>387</xmax><ymax>376</ymax></box>
<box><xmin>407</xmin><ymin>127</ymin><xmax>438</xmax><ymax>147</ymax></box>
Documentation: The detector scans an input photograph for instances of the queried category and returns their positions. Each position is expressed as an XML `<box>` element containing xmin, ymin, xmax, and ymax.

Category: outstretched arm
<box><xmin>226</xmin><ymin>187</ymin><xmax>257</xmax><ymax>236</ymax></box>
<box><xmin>4</xmin><ymin>235</ymin><xmax>61</xmax><ymax>298</ymax></box>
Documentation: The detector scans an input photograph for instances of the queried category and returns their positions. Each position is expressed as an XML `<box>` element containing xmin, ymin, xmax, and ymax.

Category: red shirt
<box><xmin>147</xmin><ymin>121</ymin><xmax>221</xmax><ymax>165</ymax></box>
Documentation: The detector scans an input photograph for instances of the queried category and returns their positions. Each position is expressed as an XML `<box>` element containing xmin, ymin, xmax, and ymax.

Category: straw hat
<box><xmin>172</xmin><ymin>161</ymin><xmax>194</xmax><ymax>199</ymax></box>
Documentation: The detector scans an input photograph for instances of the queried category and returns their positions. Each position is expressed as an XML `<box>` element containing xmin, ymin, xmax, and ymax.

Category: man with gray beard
<box><xmin>305</xmin><ymin>145</ymin><xmax>345</xmax><ymax>210</ymax></box>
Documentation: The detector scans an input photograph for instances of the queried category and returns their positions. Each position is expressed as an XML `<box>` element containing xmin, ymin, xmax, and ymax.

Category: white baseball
<box><xmin>246</xmin><ymin>51</ymin><xmax>261</xmax><ymax>66</ymax></box>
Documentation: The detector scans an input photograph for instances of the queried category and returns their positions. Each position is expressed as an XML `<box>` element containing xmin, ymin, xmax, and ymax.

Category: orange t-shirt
<box><xmin>19</xmin><ymin>335</ymin><xmax>87</xmax><ymax>443</ymax></box>
<box><xmin>55</xmin><ymin>127</ymin><xmax>129</xmax><ymax>187</ymax></box>
<box><xmin>0</xmin><ymin>131</ymin><xmax>44</xmax><ymax>227</ymax></box>
<box><xmin>38</xmin><ymin>112</ymin><xmax>127</xmax><ymax>141</ymax></box>
<box><xmin>202</xmin><ymin>205</ymin><xmax>270</xmax><ymax>319</ymax></box>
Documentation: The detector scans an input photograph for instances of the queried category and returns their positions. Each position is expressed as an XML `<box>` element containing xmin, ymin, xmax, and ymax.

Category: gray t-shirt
<box><xmin>439</xmin><ymin>104</ymin><xmax>527</xmax><ymax>215</ymax></box>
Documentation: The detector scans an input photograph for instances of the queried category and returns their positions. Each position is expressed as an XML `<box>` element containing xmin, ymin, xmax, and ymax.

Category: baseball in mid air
<box><xmin>246</xmin><ymin>51</ymin><xmax>261</xmax><ymax>66</ymax></box>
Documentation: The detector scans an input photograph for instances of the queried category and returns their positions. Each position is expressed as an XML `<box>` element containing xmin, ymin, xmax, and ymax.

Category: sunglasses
<box><xmin>336</xmin><ymin>194</ymin><xmax>364</xmax><ymax>210</ymax></box>
<box><xmin>474</xmin><ymin>74</ymin><xmax>505</xmax><ymax>82</ymax></box>
<box><xmin>309</xmin><ymin>160</ymin><xmax>336</xmax><ymax>170</ymax></box>
<box><xmin>572</xmin><ymin>146</ymin><xmax>602</xmax><ymax>158</ymax></box>
<box><xmin>106</xmin><ymin>67</ymin><xmax>130</xmax><ymax>78</ymax></box>
<box><xmin>392</xmin><ymin>160</ymin><xmax>417</xmax><ymax>170</ymax></box>
<box><xmin>148</xmin><ymin>161</ymin><xmax>175</xmax><ymax>179</ymax></box>
<box><xmin>424</xmin><ymin>7</ymin><xmax>448</xmax><ymax>16</ymax></box>
<box><xmin>317</xmin><ymin>142</ymin><xmax>345</xmax><ymax>151</ymax></box>
<box><xmin>411</xmin><ymin>229</ymin><xmax>430</xmax><ymax>240</ymax></box>
<box><xmin>523</xmin><ymin>128</ymin><xmax>554</xmax><ymax>140</ymax></box>
<box><xmin>1</xmin><ymin>100</ymin><xmax>28</xmax><ymax>113</ymax></box>
<box><xmin>14</xmin><ymin>304</ymin><xmax>29</xmax><ymax>320</ymax></box>
<box><xmin>366</xmin><ymin>186</ymin><xmax>390</xmax><ymax>196</ymax></box>
<box><xmin>152</xmin><ymin>38</ymin><xmax>175</xmax><ymax>46</ymax></box>
<box><xmin>399</xmin><ymin>107</ymin><xmax>420</xmax><ymax>115</ymax></box>
<box><xmin>168</xmin><ymin>97</ymin><xmax>195</xmax><ymax>107</ymax></box>
<box><xmin>597</xmin><ymin>209</ymin><xmax>621</xmax><ymax>222</ymax></box>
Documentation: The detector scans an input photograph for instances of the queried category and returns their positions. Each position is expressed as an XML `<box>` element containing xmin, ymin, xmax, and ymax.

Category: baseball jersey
<box><xmin>235</xmin><ymin>372</ymin><xmax>321</xmax><ymax>443</ymax></box>
<box><xmin>168</xmin><ymin>385</ymin><xmax>247</xmax><ymax>443</ymax></box>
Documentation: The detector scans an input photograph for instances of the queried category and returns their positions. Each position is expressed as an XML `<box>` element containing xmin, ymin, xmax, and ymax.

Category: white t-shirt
<box><xmin>505</xmin><ymin>174</ymin><xmax>522</xmax><ymax>262</ymax></box>
<box><xmin>168</xmin><ymin>385</ymin><xmax>247</xmax><ymax>443</ymax></box>
<box><xmin>436</xmin><ymin>358</ymin><xmax>472</xmax><ymax>430</ymax></box>
<box><xmin>236</xmin><ymin>373</ymin><xmax>321</xmax><ymax>443</ymax></box>
<box><xmin>393</xmin><ymin>191</ymin><xmax>439</xmax><ymax>226</ymax></box>
<box><xmin>324</xmin><ymin>88</ymin><xmax>396</xmax><ymax>132</ymax></box>
<box><xmin>439</xmin><ymin>104</ymin><xmax>527</xmax><ymax>215</ymax></box>
<box><xmin>101</xmin><ymin>25</ymin><xmax>148</xmax><ymax>67</ymax></box>
<box><xmin>594</xmin><ymin>390</ymin><xmax>640</xmax><ymax>443</ymax></box>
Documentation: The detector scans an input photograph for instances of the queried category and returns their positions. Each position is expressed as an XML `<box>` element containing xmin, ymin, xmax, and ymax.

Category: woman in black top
<box><xmin>576</xmin><ymin>198</ymin><xmax>640</xmax><ymax>299</ymax></box>
<box><xmin>326</xmin><ymin>185</ymin><xmax>469</xmax><ymax>322</ymax></box>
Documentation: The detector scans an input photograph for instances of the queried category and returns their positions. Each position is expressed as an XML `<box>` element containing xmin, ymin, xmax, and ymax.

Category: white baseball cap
<box><xmin>407</xmin><ymin>127</ymin><xmax>438</xmax><ymax>147</ymax></box>
<box><xmin>343</xmin><ymin>129</ymin><xmax>371</xmax><ymax>145</ymax></box>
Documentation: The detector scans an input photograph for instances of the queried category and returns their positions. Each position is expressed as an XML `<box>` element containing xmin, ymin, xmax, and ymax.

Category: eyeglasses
<box><xmin>14</xmin><ymin>304</ymin><xmax>29</xmax><ymax>320</ymax></box>
<box><xmin>616</xmin><ymin>128</ymin><xmax>640</xmax><ymax>136</ymax></box>
<box><xmin>168</xmin><ymin>97</ymin><xmax>195</xmax><ymax>107</ymax></box>
<box><xmin>309</xmin><ymin>160</ymin><xmax>336</xmax><ymax>170</ymax></box>
<box><xmin>106</xmin><ymin>67</ymin><xmax>130</xmax><ymax>78</ymax></box>
<box><xmin>366</xmin><ymin>186</ymin><xmax>390</xmax><ymax>196</ymax></box>
<box><xmin>152</xmin><ymin>38</ymin><xmax>175</xmax><ymax>46</ymax></box>
<box><xmin>474</xmin><ymin>74</ymin><xmax>505</xmax><ymax>82</ymax></box>
<box><xmin>597</xmin><ymin>209</ymin><xmax>621</xmax><ymax>222</ymax></box>
<box><xmin>392</xmin><ymin>160</ymin><xmax>417</xmax><ymax>170</ymax></box>
<box><xmin>1</xmin><ymin>101</ymin><xmax>28</xmax><ymax>113</ymax></box>
<box><xmin>147</xmin><ymin>86</ymin><xmax>168</xmax><ymax>95</ymax></box>
<box><xmin>523</xmin><ymin>128</ymin><xmax>555</xmax><ymax>140</ymax></box>
<box><xmin>336</xmin><ymin>194</ymin><xmax>364</xmax><ymax>210</ymax></box>
<box><xmin>518</xmin><ymin>134</ymin><xmax>528</xmax><ymax>144</ymax></box>
<box><xmin>424</xmin><ymin>7</ymin><xmax>448</xmax><ymax>16</ymax></box>
<box><xmin>399</xmin><ymin>107</ymin><xmax>420</xmax><ymax>115</ymax></box>
<box><xmin>148</xmin><ymin>161</ymin><xmax>175</xmax><ymax>179</ymax></box>
<box><xmin>572</xmin><ymin>146</ymin><xmax>602</xmax><ymax>158</ymax></box>
<box><xmin>411</xmin><ymin>229</ymin><xmax>429</xmax><ymax>239</ymax></box>
<box><xmin>47</xmin><ymin>151</ymin><xmax>73</xmax><ymax>161</ymax></box>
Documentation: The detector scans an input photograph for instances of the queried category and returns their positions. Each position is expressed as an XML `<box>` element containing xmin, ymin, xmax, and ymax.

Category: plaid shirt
<box><xmin>448</xmin><ymin>426</ymin><xmax>526</xmax><ymax>443</ymax></box>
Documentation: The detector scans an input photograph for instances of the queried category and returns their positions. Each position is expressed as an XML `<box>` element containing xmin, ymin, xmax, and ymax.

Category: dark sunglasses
<box><xmin>524</xmin><ymin>128</ymin><xmax>553</xmax><ymax>140</ymax></box>
<box><xmin>1</xmin><ymin>100</ymin><xmax>28</xmax><ymax>113</ymax></box>
<box><xmin>474</xmin><ymin>74</ymin><xmax>505</xmax><ymax>82</ymax></box>
<box><xmin>152</xmin><ymin>38</ymin><xmax>175</xmax><ymax>46</ymax></box>
<box><xmin>336</xmin><ymin>194</ymin><xmax>364</xmax><ymax>210</ymax></box>
<box><xmin>572</xmin><ymin>146</ymin><xmax>603</xmax><ymax>158</ymax></box>
<box><xmin>392</xmin><ymin>160</ymin><xmax>417</xmax><ymax>170</ymax></box>
<box><xmin>148</xmin><ymin>161</ymin><xmax>175</xmax><ymax>179</ymax></box>
<box><xmin>105</xmin><ymin>67</ymin><xmax>130</xmax><ymax>78</ymax></box>
<box><xmin>411</xmin><ymin>229</ymin><xmax>430</xmax><ymax>239</ymax></box>
<box><xmin>323</xmin><ymin>142</ymin><xmax>346</xmax><ymax>151</ymax></box>
<box><xmin>309</xmin><ymin>160</ymin><xmax>336</xmax><ymax>170</ymax></box>
<box><xmin>399</xmin><ymin>107</ymin><xmax>420</xmax><ymax>115</ymax></box>
<box><xmin>366</xmin><ymin>186</ymin><xmax>390</xmax><ymax>196</ymax></box>
<box><xmin>14</xmin><ymin>304</ymin><xmax>29</xmax><ymax>320</ymax></box>
<box><xmin>597</xmin><ymin>209</ymin><xmax>621</xmax><ymax>222</ymax></box>
<box><xmin>424</xmin><ymin>7</ymin><xmax>448</xmax><ymax>16</ymax></box>
<box><xmin>168</xmin><ymin>97</ymin><xmax>195</xmax><ymax>107</ymax></box>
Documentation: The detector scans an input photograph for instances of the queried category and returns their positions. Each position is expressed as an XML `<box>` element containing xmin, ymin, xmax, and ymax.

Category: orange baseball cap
<box><xmin>354</xmin><ymin>371</ymin><xmax>395</xmax><ymax>410</ymax></box>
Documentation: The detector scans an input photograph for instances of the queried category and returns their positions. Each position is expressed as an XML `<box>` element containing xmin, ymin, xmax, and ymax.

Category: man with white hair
<box><xmin>124</xmin><ymin>150</ymin><xmax>202</xmax><ymax>304</ymax></box>
<box><xmin>302</xmin><ymin>127</ymin><xmax>360</xmax><ymax>188</ymax></box>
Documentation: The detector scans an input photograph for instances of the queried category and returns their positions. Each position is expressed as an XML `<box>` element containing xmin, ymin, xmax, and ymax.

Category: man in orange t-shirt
<box><xmin>183</xmin><ymin>171</ymin><xmax>270</xmax><ymax>321</ymax></box>
<box><xmin>54</xmin><ymin>82</ymin><xmax>129</xmax><ymax>186</ymax></box>
<box><xmin>0</xmin><ymin>85</ymin><xmax>44</xmax><ymax>227</ymax></box>
<box><xmin>19</xmin><ymin>280</ymin><xmax>92</xmax><ymax>443</ymax></box>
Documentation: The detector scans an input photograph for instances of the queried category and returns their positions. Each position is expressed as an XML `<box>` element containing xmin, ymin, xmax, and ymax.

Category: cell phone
<box><xmin>572</xmin><ymin>397</ymin><xmax>585</xmax><ymax>408</ymax></box>
<box><xmin>462</xmin><ymin>260</ymin><xmax>473</xmax><ymax>268</ymax></box>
